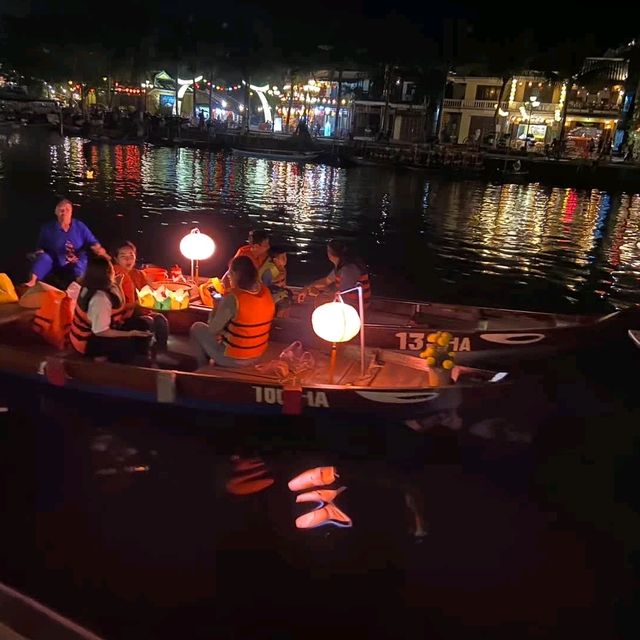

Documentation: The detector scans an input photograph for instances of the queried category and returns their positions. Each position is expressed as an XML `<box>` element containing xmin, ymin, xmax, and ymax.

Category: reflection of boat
<box><xmin>0</xmin><ymin>302</ymin><xmax>508</xmax><ymax>422</ymax></box>
<box><xmin>231</xmin><ymin>148</ymin><xmax>319</xmax><ymax>162</ymax></box>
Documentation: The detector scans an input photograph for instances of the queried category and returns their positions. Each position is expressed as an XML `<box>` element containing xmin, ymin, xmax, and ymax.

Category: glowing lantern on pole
<box><xmin>179</xmin><ymin>228</ymin><xmax>215</xmax><ymax>281</ymax></box>
<box><xmin>312</xmin><ymin>300</ymin><xmax>362</xmax><ymax>383</ymax></box>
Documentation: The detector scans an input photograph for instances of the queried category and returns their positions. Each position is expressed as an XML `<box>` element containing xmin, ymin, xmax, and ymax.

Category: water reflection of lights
<box><xmin>26</xmin><ymin>136</ymin><xmax>640</xmax><ymax>310</ymax></box>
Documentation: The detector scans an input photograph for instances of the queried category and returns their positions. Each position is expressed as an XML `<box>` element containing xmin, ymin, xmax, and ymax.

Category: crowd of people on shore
<box><xmin>24</xmin><ymin>198</ymin><xmax>371</xmax><ymax>369</ymax></box>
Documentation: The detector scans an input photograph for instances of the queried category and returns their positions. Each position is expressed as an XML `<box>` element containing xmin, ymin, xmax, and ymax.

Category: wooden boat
<box><xmin>0</xmin><ymin>302</ymin><xmax>508</xmax><ymax>423</ymax></box>
<box><xmin>0</xmin><ymin>579</ymin><xmax>105</xmax><ymax>640</ymax></box>
<box><xmin>231</xmin><ymin>148</ymin><xmax>319</xmax><ymax>162</ymax></box>
<box><xmin>268</xmin><ymin>292</ymin><xmax>640</xmax><ymax>364</ymax></box>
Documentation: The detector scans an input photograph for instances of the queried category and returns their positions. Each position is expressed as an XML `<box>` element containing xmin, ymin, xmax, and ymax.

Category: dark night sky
<box><xmin>2</xmin><ymin>0</ymin><xmax>635</xmax><ymax>56</ymax></box>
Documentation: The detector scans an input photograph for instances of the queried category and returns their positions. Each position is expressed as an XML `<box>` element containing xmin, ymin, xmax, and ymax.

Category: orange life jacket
<box><xmin>222</xmin><ymin>285</ymin><xmax>275</xmax><ymax>359</ymax></box>
<box><xmin>69</xmin><ymin>286</ymin><xmax>126</xmax><ymax>354</ymax></box>
<box><xmin>234</xmin><ymin>244</ymin><xmax>267</xmax><ymax>269</ymax></box>
<box><xmin>113</xmin><ymin>265</ymin><xmax>148</xmax><ymax>318</ymax></box>
<box><xmin>33</xmin><ymin>289</ymin><xmax>74</xmax><ymax>350</ymax></box>
<box><xmin>336</xmin><ymin>263</ymin><xmax>371</xmax><ymax>306</ymax></box>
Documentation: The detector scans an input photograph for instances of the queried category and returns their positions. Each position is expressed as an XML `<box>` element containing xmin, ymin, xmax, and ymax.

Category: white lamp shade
<box><xmin>312</xmin><ymin>301</ymin><xmax>361</xmax><ymax>343</ymax></box>
<box><xmin>180</xmin><ymin>229</ymin><xmax>215</xmax><ymax>261</ymax></box>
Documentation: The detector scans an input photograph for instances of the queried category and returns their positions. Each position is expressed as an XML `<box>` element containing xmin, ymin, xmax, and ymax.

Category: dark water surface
<box><xmin>0</xmin><ymin>130</ymin><xmax>639</xmax><ymax>639</ymax></box>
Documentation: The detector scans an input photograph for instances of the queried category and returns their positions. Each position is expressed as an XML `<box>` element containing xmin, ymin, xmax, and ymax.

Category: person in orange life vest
<box><xmin>221</xmin><ymin>228</ymin><xmax>270</xmax><ymax>288</ymax></box>
<box><xmin>259</xmin><ymin>245</ymin><xmax>292</xmax><ymax>314</ymax></box>
<box><xmin>297</xmin><ymin>239</ymin><xmax>371</xmax><ymax>307</ymax></box>
<box><xmin>70</xmin><ymin>255</ymin><xmax>152</xmax><ymax>363</ymax></box>
<box><xmin>25</xmin><ymin>198</ymin><xmax>107</xmax><ymax>289</ymax></box>
<box><xmin>112</xmin><ymin>241</ymin><xmax>170</xmax><ymax>352</ymax></box>
<box><xmin>190</xmin><ymin>255</ymin><xmax>275</xmax><ymax>368</ymax></box>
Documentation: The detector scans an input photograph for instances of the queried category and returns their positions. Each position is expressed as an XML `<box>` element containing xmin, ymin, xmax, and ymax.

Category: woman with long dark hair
<box><xmin>190</xmin><ymin>255</ymin><xmax>275</xmax><ymax>367</ymax></box>
<box><xmin>297</xmin><ymin>239</ymin><xmax>371</xmax><ymax>307</ymax></box>
<box><xmin>69</xmin><ymin>255</ymin><xmax>152</xmax><ymax>363</ymax></box>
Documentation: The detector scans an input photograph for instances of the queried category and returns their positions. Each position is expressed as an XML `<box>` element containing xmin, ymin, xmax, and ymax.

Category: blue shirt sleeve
<box><xmin>261</xmin><ymin>268</ymin><xmax>273</xmax><ymax>286</ymax></box>
<box><xmin>77</xmin><ymin>221</ymin><xmax>99</xmax><ymax>248</ymax></box>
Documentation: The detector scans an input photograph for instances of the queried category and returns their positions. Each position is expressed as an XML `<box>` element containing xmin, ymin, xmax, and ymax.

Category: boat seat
<box><xmin>195</xmin><ymin>340</ymin><xmax>357</xmax><ymax>385</ymax></box>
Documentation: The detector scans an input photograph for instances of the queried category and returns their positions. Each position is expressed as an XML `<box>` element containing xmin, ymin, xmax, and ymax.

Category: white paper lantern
<box><xmin>180</xmin><ymin>229</ymin><xmax>215</xmax><ymax>261</ymax></box>
<box><xmin>312</xmin><ymin>301</ymin><xmax>361</xmax><ymax>343</ymax></box>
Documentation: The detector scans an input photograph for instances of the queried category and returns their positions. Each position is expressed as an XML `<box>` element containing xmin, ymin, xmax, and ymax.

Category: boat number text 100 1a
<box><xmin>253</xmin><ymin>386</ymin><xmax>330</xmax><ymax>408</ymax></box>
<box><xmin>395</xmin><ymin>332</ymin><xmax>471</xmax><ymax>352</ymax></box>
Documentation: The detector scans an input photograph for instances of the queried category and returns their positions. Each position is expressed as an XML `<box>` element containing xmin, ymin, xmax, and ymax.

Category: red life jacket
<box><xmin>69</xmin><ymin>286</ymin><xmax>126</xmax><ymax>354</ymax></box>
<box><xmin>336</xmin><ymin>263</ymin><xmax>371</xmax><ymax>306</ymax></box>
<box><xmin>222</xmin><ymin>285</ymin><xmax>275</xmax><ymax>359</ymax></box>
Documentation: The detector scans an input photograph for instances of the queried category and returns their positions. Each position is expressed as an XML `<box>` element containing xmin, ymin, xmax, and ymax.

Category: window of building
<box><xmin>474</xmin><ymin>85</ymin><xmax>499</xmax><ymax>100</ymax></box>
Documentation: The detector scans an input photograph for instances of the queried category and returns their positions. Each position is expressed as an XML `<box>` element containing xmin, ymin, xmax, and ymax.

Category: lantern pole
<box><xmin>329</xmin><ymin>342</ymin><xmax>337</xmax><ymax>383</ymax></box>
<box><xmin>336</xmin><ymin>285</ymin><xmax>365</xmax><ymax>377</ymax></box>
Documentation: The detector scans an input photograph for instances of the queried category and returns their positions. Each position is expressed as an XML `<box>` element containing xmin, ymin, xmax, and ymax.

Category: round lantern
<box><xmin>312</xmin><ymin>301</ymin><xmax>361</xmax><ymax>344</ymax></box>
<box><xmin>180</xmin><ymin>228</ymin><xmax>215</xmax><ymax>261</ymax></box>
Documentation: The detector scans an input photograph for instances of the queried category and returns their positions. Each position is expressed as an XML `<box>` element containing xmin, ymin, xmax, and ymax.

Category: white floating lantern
<box><xmin>179</xmin><ymin>228</ymin><xmax>215</xmax><ymax>281</ymax></box>
<box><xmin>312</xmin><ymin>300</ymin><xmax>362</xmax><ymax>383</ymax></box>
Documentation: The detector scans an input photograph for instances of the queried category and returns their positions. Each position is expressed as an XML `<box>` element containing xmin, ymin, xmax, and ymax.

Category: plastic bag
<box><xmin>279</xmin><ymin>341</ymin><xmax>315</xmax><ymax>374</ymax></box>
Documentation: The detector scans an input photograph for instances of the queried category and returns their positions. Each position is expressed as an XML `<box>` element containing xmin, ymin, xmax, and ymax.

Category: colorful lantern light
<box><xmin>180</xmin><ymin>228</ymin><xmax>215</xmax><ymax>281</ymax></box>
<box><xmin>312</xmin><ymin>301</ymin><xmax>361</xmax><ymax>343</ymax></box>
<box><xmin>312</xmin><ymin>300</ymin><xmax>362</xmax><ymax>383</ymax></box>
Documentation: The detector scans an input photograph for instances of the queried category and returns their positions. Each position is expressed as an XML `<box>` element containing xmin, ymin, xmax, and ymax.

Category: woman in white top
<box><xmin>69</xmin><ymin>255</ymin><xmax>151</xmax><ymax>363</ymax></box>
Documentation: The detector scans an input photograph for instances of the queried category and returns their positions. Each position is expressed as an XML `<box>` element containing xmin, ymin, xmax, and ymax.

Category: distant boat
<box><xmin>232</xmin><ymin>148</ymin><xmax>319</xmax><ymax>162</ymax></box>
<box><xmin>350</xmin><ymin>155</ymin><xmax>386</xmax><ymax>167</ymax></box>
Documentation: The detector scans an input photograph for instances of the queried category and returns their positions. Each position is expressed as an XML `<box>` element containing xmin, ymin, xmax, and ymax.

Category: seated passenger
<box><xmin>69</xmin><ymin>255</ymin><xmax>152</xmax><ymax>363</ymax></box>
<box><xmin>25</xmin><ymin>198</ymin><xmax>106</xmax><ymax>289</ymax></box>
<box><xmin>297</xmin><ymin>239</ymin><xmax>371</xmax><ymax>307</ymax></box>
<box><xmin>190</xmin><ymin>256</ymin><xmax>275</xmax><ymax>368</ymax></box>
<box><xmin>221</xmin><ymin>228</ymin><xmax>270</xmax><ymax>288</ymax></box>
<box><xmin>259</xmin><ymin>245</ymin><xmax>291</xmax><ymax>315</ymax></box>
<box><xmin>112</xmin><ymin>240</ymin><xmax>170</xmax><ymax>353</ymax></box>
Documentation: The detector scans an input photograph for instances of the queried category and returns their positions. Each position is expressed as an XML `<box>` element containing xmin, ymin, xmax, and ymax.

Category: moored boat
<box><xmin>276</xmin><ymin>292</ymin><xmax>640</xmax><ymax>364</ymax></box>
<box><xmin>231</xmin><ymin>148</ymin><xmax>319</xmax><ymax>162</ymax></box>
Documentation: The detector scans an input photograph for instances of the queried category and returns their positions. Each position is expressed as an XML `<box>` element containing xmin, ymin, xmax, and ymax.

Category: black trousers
<box><xmin>85</xmin><ymin>317</ymin><xmax>152</xmax><ymax>364</ymax></box>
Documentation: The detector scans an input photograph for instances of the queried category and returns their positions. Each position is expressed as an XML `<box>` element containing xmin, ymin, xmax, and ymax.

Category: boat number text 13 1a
<box><xmin>395</xmin><ymin>332</ymin><xmax>471</xmax><ymax>352</ymax></box>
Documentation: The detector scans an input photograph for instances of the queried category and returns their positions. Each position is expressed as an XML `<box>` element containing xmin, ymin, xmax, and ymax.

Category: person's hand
<box><xmin>92</xmin><ymin>244</ymin><xmax>107</xmax><ymax>257</ymax></box>
<box><xmin>129</xmin><ymin>330</ymin><xmax>152</xmax><ymax>338</ymax></box>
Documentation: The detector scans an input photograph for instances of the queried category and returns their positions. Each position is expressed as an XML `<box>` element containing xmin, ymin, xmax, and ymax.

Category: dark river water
<box><xmin>0</xmin><ymin>129</ymin><xmax>639</xmax><ymax>639</ymax></box>
<box><xmin>3</xmin><ymin>128</ymin><xmax>640</xmax><ymax>311</ymax></box>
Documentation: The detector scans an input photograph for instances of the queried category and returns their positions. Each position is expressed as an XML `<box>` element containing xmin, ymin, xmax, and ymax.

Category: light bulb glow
<box><xmin>180</xmin><ymin>229</ymin><xmax>215</xmax><ymax>261</ymax></box>
<box><xmin>312</xmin><ymin>301</ymin><xmax>361</xmax><ymax>343</ymax></box>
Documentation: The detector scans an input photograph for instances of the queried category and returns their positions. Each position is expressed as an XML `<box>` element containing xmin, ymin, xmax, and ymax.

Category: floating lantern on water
<box><xmin>311</xmin><ymin>296</ymin><xmax>363</xmax><ymax>383</ymax></box>
<box><xmin>179</xmin><ymin>228</ymin><xmax>215</xmax><ymax>281</ymax></box>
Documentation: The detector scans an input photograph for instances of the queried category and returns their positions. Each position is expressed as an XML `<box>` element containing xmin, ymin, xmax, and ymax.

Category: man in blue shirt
<box><xmin>25</xmin><ymin>198</ymin><xmax>106</xmax><ymax>288</ymax></box>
